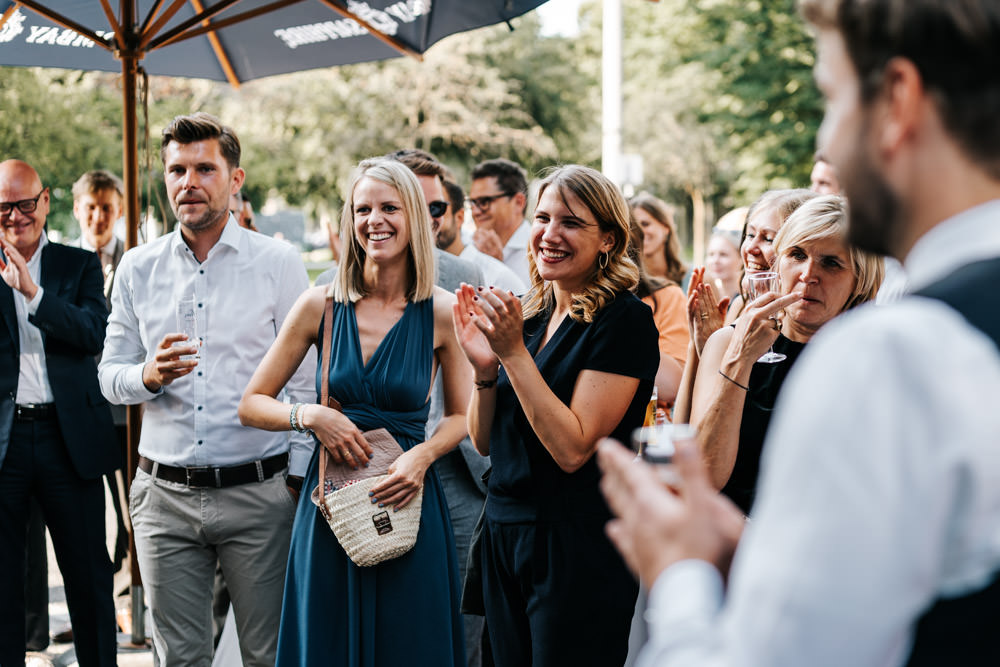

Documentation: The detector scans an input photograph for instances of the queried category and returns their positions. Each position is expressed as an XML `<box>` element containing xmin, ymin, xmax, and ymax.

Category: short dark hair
<box><xmin>470</xmin><ymin>158</ymin><xmax>528</xmax><ymax>197</ymax></box>
<box><xmin>443</xmin><ymin>180</ymin><xmax>464</xmax><ymax>214</ymax></box>
<box><xmin>72</xmin><ymin>169</ymin><xmax>123</xmax><ymax>200</ymax></box>
<box><xmin>384</xmin><ymin>148</ymin><xmax>450</xmax><ymax>181</ymax></box>
<box><xmin>160</xmin><ymin>112</ymin><xmax>241</xmax><ymax>169</ymax></box>
<box><xmin>801</xmin><ymin>0</ymin><xmax>1000</xmax><ymax>178</ymax></box>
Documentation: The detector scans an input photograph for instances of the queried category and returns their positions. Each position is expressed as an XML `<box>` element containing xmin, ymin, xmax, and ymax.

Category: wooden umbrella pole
<box><xmin>120</xmin><ymin>0</ymin><xmax>147</xmax><ymax>646</ymax></box>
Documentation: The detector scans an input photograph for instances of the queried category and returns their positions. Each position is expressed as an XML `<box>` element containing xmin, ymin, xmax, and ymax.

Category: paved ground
<box><xmin>33</xmin><ymin>484</ymin><xmax>154</xmax><ymax>667</ymax></box>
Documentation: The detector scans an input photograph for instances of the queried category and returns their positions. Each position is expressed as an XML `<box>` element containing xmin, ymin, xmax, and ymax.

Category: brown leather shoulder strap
<box><xmin>318</xmin><ymin>296</ymin><xmax>336</xmax><ymax>500</ymax></box>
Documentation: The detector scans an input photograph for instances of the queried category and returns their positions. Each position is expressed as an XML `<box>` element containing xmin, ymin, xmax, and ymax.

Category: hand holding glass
<box><xmin>746</xmin><ymin>271</ymin><xmax>786</xmax><ymax>364</ymax></box>
<box><xmin>631</xmin><ymin>424</ymin><xmax>697</xmax><ymax>487</ymax></box>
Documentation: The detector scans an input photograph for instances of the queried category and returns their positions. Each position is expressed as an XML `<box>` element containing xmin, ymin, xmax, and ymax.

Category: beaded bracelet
<box><xmin>290</xmin><ymin>402</ymin><xmax>306</xmax><ymax>432</ymax></box>
<box><xmin>474</xmin><ymin>377</ymin><xmax>498</xmax><ymax>390</ymax></box>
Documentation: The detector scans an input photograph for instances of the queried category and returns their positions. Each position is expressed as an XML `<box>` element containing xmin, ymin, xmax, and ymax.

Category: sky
<box><xmin>535</xmin><ymin>0</ymin><xmax>584</xmax><ymax>37</ymax></box>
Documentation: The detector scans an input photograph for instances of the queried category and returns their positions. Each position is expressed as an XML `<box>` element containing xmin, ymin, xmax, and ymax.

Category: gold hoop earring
<box><xmin>598</xmin><ymin>251</ymin><xmax>609</xmax><ymax>270</ymax></box>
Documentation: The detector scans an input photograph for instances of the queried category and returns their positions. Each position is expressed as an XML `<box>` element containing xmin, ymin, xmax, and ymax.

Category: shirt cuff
<box><xmin>126</xmin><ymin>362</ymin><xmax>163</xmax><ymax>401</ymax></box>
<box><xmin>646</xmin><ymin>559</ymin><xmax>724</xmax><ymax>630</ymax></box>
<box><xmin>26</xmin><ymin>286</ymin><xmax>44</xmax><ymax>314</ymax></box>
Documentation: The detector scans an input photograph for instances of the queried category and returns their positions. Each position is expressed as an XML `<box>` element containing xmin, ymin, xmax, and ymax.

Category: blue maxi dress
<box><xmin>275</xmin><ymin>298</ymin><xmax>465</xmax><ymax>667</ymax></box>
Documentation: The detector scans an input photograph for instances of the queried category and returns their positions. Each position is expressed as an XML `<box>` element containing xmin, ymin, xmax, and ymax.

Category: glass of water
<box><xmin>175</xmin><ymin>295</ymin><xmax>200</xmax><ymax>359</ymax></box>
<box><xmin>631</xmin><ymin>424</ymin><xmax>697</xmax><ymax>486</ymax></box>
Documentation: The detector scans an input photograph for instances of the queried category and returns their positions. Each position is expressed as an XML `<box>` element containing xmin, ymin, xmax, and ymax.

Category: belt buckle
<box><xmin>185</xmin><ymin>465</ymin><xmax>211</xmax><ymax>487</ymax></box>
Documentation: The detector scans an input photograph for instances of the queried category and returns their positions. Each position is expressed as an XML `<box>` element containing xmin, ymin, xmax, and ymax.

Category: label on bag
<box><xmin>373</xmin><ymin>511</ymin><xmax>393</xmax><ymax>535</ymax></box>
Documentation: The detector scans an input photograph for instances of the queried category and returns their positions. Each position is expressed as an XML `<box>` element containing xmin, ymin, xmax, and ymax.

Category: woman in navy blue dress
<box><xmin>453</xmin><ymin>165</ymin><xmax>659</xmax><ymax>666</ymax></box>
<box><xmin>239</xmin><ymin>158</ymin><xmax>471</xmax><ymax>666</ymax></box>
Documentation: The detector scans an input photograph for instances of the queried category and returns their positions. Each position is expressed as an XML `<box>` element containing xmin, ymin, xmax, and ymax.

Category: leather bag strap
<box><xmin>318</xmin><ymin>296</ymin><xmax>335</xmax><ymax>504</ymax></box>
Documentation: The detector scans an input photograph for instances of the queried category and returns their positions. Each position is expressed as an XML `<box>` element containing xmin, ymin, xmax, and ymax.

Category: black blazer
<box><xmin>0</xmin><ymin>242</ymin><xmax>117</xmax><ymax>480</ymax></box>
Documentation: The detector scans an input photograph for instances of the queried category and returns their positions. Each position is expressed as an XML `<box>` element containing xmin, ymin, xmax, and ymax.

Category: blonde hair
<box><xmin>774</xmin><ymin>194</ymin><xmax>884</xmax><ymax>311</ymax></box>
<box><xmin>522</xmin><ymin>165</ymin><xmax>639</xmax><ymax>323</ymax></box>
<box><xmin>331</xmin><ymin>158</ymin><xmax>435</xmax><ymax>303</ymax></box>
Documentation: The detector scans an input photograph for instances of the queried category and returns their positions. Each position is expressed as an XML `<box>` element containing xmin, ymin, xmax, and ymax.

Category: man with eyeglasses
<box><xmin>0</xmin><ymin>160</ymin><xmax>118</xmax><ymax>666</ymax></box>
<box><xmin>467</xmin><ymin>158</ymin><xmax>531</xmax><ymax>284</ymax></box>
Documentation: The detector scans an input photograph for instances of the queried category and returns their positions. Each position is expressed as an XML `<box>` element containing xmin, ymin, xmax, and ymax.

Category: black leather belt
<box><xmin>138</xmin><ymin>452</ymin><xmax>288</xmax><ymax>488</ymax></box>
<box><xmin>15</xmin><ymin>403</ymin><xmax>57</xmax><ymax>421</ymax></box>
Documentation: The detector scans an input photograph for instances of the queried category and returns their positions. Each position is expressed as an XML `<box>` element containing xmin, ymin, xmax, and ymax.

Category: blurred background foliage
<box><xmin>0</xmin><ymin>0</ymin><xmax>822</xmax><ymax>256</ymax></box>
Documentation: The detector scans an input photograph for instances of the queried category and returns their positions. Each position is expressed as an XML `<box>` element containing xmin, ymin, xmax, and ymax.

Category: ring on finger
<box><xmin>700</xmin><ymin>313</ymin><xmax>708</xmax><ymax>320</ymax></box>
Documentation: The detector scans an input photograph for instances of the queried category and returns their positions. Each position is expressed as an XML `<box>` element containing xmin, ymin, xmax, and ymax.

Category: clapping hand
<box><xmin>726</xmin><ymin>289</ymin><xmax>799</xmax><ymax>364</ymax></box>
<box><xmin>0</xmin><ymin>238</ymin><xmax>38</xmax><ymax>299</ymax></box>
<box><xmin>472</xmin><ymin>228</ymin><xmax>505</xmax><ymax>262</ymax></box>
<box><xmin>687</xmin><ymin>267</ymin><xmax>730</xmax><ymax>357</ymax></box>
<box><xmin>453</xmin><ymin>283</ymin><xmax>525</xmax><ymax>373</ymax></box>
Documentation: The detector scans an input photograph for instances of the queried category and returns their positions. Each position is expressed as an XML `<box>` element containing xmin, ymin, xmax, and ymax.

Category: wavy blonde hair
<box><xmin>331</xmin><ymin>158</ymin><xmax>435</xmax><ymax>303</ymax></box>
<box><xmin>522</xmin><ymin>165</ymin><xmax>639</xmax><ymax>323</ymax></box>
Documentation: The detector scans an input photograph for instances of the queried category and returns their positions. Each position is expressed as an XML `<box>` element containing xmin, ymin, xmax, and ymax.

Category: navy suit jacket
<box><xmin>0</xmin><ymin>241</ymin><xmax>117</xmax><ymax>480</ymax></box>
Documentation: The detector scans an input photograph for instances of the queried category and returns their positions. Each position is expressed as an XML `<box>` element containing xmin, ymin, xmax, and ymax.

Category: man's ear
<box><xmin>875</xmin><ymin>57</ymin><xmax>925</xmax><ymax>158</ymax></box>
<box><xmin>231</xmin><ymin>167</ymin><xmax>246</xmax><ymax>194</ymax></box>
<box><xmin>513</xmin><ymin>191</ymin><xmax>527</xmax><ymax>216</ymax></box>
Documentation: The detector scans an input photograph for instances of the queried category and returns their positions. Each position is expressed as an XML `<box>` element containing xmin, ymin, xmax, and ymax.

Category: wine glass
<box><xmin>747</xmin><ymin>271</ymin><xmax>786</xmax><ymax>364</ymax></box>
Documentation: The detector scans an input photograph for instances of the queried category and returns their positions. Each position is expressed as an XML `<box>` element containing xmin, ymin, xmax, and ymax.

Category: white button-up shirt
<box><xmin>14</xmin><ymin>233</ymin><xmax>54</xmax><ymax>404</ymax></box>
<box><xmin>98</xmin><ymin>219</ymin><xmax>316</xmax><ymax>475</ymax></box>
<box><xmin>639</xmin><ymin>199</ymin><xmax>1000</xmax><ymax>667</ymax></box>
<box><xmin>501</xmin><ymin>220</ymin><xmax>532</xmax><ymax>286</ymax></box>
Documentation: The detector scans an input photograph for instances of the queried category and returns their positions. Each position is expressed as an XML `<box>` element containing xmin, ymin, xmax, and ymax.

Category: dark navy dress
<box><xmin>480</xmin><ymin>292</ymin><xmax>658</xmax><ymax>667</ymax></box>
<box><xmin>721</xmin><ymin>333</ymin><xmax>806</xmax><ymax>515</ymax></box>
<box><xmin>275</xmin><ymin>298</ymin><xmax>465</xmax><ymax>667</ymax></box>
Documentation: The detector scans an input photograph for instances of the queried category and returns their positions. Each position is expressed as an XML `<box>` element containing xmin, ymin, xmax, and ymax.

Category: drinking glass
<box><xmin>746</xmin><ymin>271</ymin><xmax>786</xmax><ymax>364</ymax></box>
<box><xmin>631</xmin><ymin>424</ymin><xmax>697</xmax><ymax>486</ymax></box>
<box><xmin>174</xmin><ymin>295</ymin><xmax>200</xmax><ymax>359</ymax></box>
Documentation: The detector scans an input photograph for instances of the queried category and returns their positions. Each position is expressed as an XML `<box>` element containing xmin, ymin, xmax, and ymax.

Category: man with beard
<box><xmin>99</xmin><ymin>113</ymin><xmax>314</xmax><ymax>666</ymax></box>
<box><xmin>598</xmin><ymin>1</ymin><xmax>1000</xmax><ymax>666</ymax></box>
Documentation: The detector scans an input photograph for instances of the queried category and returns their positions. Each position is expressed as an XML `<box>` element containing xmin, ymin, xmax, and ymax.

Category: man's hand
<box><xmin>472</xmin><ymin>228</ymin><xmax>504</xmax><ymax>262</ymax></box>
<box><xmin>142</xmin><ymin>333</ymin><xmax>199</xmax><ymax>392</ymax></box>
<box><xmin>598</xmin><ymin>438</ymin><xmax>745</xmax><ymax>588</ymax></box>
<box><xmin>0</xmin><ymin>239</ymin><xmax>38</xmax><ymax>299</ymax></box>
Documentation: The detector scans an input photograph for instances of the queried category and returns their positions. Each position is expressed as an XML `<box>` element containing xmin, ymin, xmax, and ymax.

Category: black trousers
<box><xmin>481</xmin><ymin>516</ymin><xmax>638</xmax><ymax>667</ymax></box>
<box><xmin>0</xmin><ymin>419</ymin><xmax>116</xmax><ymax>667</ymax></box>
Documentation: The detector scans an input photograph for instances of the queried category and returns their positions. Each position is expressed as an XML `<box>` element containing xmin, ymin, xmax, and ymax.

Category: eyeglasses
<box><xmin>428</xmin><ymin>200</ymin><xmax>449</xmax><ymax>218</ymax></box>
<box><xmin>466</xmin><ymin>192</ymin><xmax>514</xmax><ymax>212</ymax></box>
<box><xmin>0</xmin><ymin>189</ymin><xmax>45</xmax><ymax>217</ymax></box>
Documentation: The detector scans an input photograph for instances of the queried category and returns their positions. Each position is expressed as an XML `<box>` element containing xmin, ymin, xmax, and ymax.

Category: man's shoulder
<box><xmin>435</xmin><ymin>249</ymin><xmax>482</xmax><ymax>290</ymax></box>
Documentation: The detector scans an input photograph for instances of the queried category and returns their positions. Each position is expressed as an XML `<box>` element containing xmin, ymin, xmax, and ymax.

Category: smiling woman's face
<box><xmin>741</xmin><ymin>208</ymin><xmax>782</xmax><ymax>274</ymax></box>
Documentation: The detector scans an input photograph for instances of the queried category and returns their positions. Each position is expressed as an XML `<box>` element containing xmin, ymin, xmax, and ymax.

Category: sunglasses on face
<box><xmin>466</xmin><ymin>192</ymin><xmax>514</xmax><ymax>212</ymax></box>
<box><xmin>428</xmin><ymin>200</ymin><xmax>449</xmax><ymax>218</ymax></box>
<box><xmin>0</xmin><ymin>189</ymin><xmax>45</xmax><ymax>217</ymax></box>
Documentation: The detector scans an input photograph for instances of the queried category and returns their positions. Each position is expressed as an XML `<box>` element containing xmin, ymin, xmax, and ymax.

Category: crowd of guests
<box><xmin>3</xmin><ymin>2</ymin><xmax>999</xmax><ymax>666</ymax></box>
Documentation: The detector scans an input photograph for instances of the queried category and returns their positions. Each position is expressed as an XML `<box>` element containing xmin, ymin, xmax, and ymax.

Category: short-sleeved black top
<box><xmin>721</xmin><ymin>333</ymin><xmax>806</xmax><ymax>515</ymax></box>
<box><xmin>485</xmin><ymin>292</ymin><xmax>659</xmax><ymax>523</ymax></box>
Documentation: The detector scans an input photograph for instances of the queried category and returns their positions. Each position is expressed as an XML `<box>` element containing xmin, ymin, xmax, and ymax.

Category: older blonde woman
<box><xmin>690</xmin><ymin>195</ymin><xmax>884</xmax><ymax>514</ymax></box>
<box><xmin>454</xmin><ymin>166</ymin><xmax>659</xmax><ymax>667</ymax></box>
<box><xmin>239</xmin><ymin>158</ymin><xmax>471</xmax><ymax>666</ymax></box>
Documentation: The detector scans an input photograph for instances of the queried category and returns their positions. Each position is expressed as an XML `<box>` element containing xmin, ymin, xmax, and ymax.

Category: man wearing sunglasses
<box><xmin>467</xmin><ymin>158</ymin><xmax>531</xmax><ymax>284</ymax></box>
<box><xmin>0</xmin><ymin>160</ymin><xmax>118</xmax><ymax>666</ymax></box>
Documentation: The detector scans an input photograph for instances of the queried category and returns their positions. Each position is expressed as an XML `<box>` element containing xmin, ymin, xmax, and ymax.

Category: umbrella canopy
<box><xmin>0</xmin><ymin>1</ymin><xmax>548</xmax><ymax>85</ymax></box>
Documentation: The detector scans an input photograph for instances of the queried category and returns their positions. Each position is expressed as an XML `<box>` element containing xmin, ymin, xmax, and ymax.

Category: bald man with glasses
<box><xmin>0</xmin><ymin>159</ymin><xmax>118</xmax><ymax>667</ymax></box>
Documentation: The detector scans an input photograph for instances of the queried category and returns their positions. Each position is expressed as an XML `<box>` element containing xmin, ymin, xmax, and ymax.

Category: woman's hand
<box><xmin>687</xmin><ymin>268</ymin><xmax>731</xmax><ymax>357</ymax></box>
<box><xmin>368</xmin><ymin>446</ymin><xmax>432</xmax><ymax>510</ymax></box>
<box><xmin>453</xmin><ymin>283</ymin><xmax>500</xmax><ymax>377</ymax></box>
<box><xmin>300</xmin><ymin>404</ymin><xmax>373</xmax><ymax>468</ymax></box>
<box><xmin>467</xmin><ymin>286</ymin><xmax>526</xmax><ymax>362</ymax></box>
<box><xmin>725</xmin><ymin>290</ymin><xmax>799</xmax><ymax>364</ymax></box>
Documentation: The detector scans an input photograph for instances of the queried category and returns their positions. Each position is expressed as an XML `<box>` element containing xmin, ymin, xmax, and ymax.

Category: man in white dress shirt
<box><xmin>99</xmin><ymin>113</ymin><xmax>314</xmax><ymax>667</ymax></box>
<box><xmin>467</xmin><ymin>158</ymin><xmax>532</xmax><ymax>284</ymax></box>
<box><xmin>599</xmin><ymin>2</ymin><xmax>1000</xmax><ymax>666</ymax></box>
<box><xmin>438</xmin><ymin>180</ymin><xmax>526</xmax><ymax>295</ymax></box>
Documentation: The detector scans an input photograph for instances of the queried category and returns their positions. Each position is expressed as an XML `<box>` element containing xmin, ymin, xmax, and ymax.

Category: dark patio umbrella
<box><xmin>0</xmin><ymin>0</ymin><xmax>549</xmax><ymax>646</ymax></box>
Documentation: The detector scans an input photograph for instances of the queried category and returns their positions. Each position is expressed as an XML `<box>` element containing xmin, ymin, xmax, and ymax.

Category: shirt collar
<box><xmin>170</xmin><ymin>214</ymin><xmax>242</xmax><ymax>259</ymax></box>
<box><xmin>27</xmin><ymin>233</ymin><xmax>49</xmax><ymax>269</ymax></box>
<box><xmin>80</xmin><ymin>234</ymin><xmax>119</xmax><ymax>256</ymax></box>
<box><xmin>506</xmin><ymin>220</ymin><xmax>531</xmax><ymax>249</ymax></box>
<box><xmin>904</xmin><ymin>199</ymin><xmax>1000</xmax><ymax>292</ymax></box>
